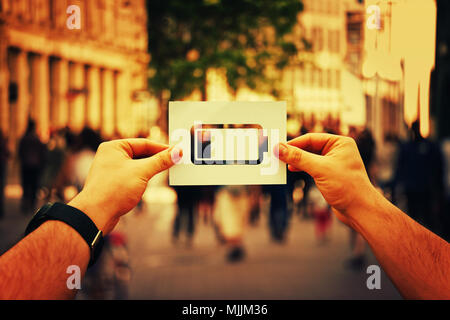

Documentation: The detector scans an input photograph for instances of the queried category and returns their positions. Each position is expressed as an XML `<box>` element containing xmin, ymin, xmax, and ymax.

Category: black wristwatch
<box><xmin>25</xmin><ymin>202</ymin><xmax>104</xmax><ymax>267</ymax></box>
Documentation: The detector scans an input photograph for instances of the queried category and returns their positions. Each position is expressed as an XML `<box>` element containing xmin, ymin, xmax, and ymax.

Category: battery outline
<box><xmin>190</xmin><ymin>123</ymin><xmax>269</xmax><ymax>165</ymax></box>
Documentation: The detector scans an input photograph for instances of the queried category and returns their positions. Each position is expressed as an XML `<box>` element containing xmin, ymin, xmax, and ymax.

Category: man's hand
<box><xmin>69</xmin><ymin>139</ymin><xmax>182</xmax><ymax>234</ymax></box>
<box><xmin>276</xmin><ymin>133</ymin><xmax>450</xmax><ymax>299</ymax></box>
<box><xmin>275</xmin><ymin>133</ymin><xmax>376</xmax><ymax>226</ymax></box>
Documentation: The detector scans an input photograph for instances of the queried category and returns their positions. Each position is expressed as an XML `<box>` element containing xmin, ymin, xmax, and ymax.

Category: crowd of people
<box><xmin>0</xmin><ymin>119</ymin><xmax>449</xmax><ymax>296</ymax></box>
<box><xmin>167</xmin><ymin>120</ymin><xmax>450</xmax><ymax>269</ymax></box>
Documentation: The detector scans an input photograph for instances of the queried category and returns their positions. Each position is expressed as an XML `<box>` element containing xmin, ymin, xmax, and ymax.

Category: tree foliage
<box><xmin>147</xmin><ymin>0</ymin><xmax>305</xmax><ymax>101</ymax></box>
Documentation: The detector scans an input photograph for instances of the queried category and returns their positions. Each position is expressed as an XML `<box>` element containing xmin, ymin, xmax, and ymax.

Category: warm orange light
<box><xmin>364</xmin><ymin>0</ymin><xmax>436</xmax><ymax>137</ymax></box>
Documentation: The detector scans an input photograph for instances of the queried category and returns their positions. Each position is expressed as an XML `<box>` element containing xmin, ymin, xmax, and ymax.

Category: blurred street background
<box><xmin>0</xmin><ymin>184</ymin><xmax>402</xmax><ymax>299</ymax></box>
<box><xmin>1</xmin><ymin>0</ymin><xmax>450</xmax><ymax>299</ymax></box>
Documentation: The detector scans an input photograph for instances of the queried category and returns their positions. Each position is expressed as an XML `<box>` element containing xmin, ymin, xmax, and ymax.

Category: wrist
<box><xmin>345</xmin><ymin>185</ymin><xmax>388</xmax><ymax>233</ymax></box>
<box><xmin>68</xmin><ymin>191</ymin><xmax>112</xmax><ymax>235</ymax></box>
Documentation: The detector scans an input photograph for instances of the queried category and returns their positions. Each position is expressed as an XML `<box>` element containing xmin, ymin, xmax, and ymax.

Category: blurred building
<box><xmin>362</xmin><ymin>0</ymin><xmax>437</xmax><ymax>144</ymax></box>
<box><xmin>204</xmin><ymin>0</ymin><xmax>367</xmax><ymax>135</ymax></box>
<box><xmin>0</xmin><ymin>0</ymin><xmax>150</xmax><ymax>150</ymax></box>
<box><xmin>280</xmin><ymin>0</ymin><xmax>366</xmax><ymax>133</ymax></box>
<box><xmin>286</xmin><ymin>0</ymin><xmax>437</xmax><ymax>142</ymax></box>
<box><xmin>362</xmin><ymin>0</ymin><xmax>404</xmax><ymax>144</ymax></box>
<box><xmin>434</xmin><ymin>0</ymin><xmax>450</xmax><ymax>140</ymax></box>
<box><xmin>204</xmin><ymin>0</ymin><xmax>438</xmax><ymax>145</ymax></box>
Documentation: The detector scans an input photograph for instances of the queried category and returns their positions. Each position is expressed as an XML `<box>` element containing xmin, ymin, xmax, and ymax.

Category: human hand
<box><xmin>275</xmin><ymin>133</ymin><xmax>377</xmax><ymax>226</ymax></box>
<box><xmin>69</xmin><ymin>139</ymin><xmax>182</xmax><ymax>234</ymax></box>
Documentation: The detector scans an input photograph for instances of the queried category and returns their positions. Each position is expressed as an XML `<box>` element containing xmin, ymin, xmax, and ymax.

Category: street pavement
<box><xmin>122</xmin><ymin>196</ymin><xmax>402</xmax><ymax>300</ymax></box>
<box><xmin>0</xmin><ymin>192</ymin><xmax>402</xmax><ymax>300</ymax></box>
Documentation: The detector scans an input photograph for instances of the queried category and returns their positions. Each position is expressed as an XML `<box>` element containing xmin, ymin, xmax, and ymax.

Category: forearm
<box><xmin>0</xmin><ymin>220</ymin><xmax>89</xmax><ymax>299</ymax></box>
<box><xmin>349</xmin><ymin>189</ymin><xmax>450</xmax><ymax>299</ymax></box>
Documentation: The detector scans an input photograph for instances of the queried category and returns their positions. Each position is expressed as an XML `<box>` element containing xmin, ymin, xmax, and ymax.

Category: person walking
<box><xmin>18</xmin><ymin>120</ymin><xmax>46</xmax><ymax>214</ymax></box>
<box><xmin>0</xmin><ymin>131</ymin><xmax>10</xmax><ymax>218</ymax></box>
<box><xmin>346</xmin><ymin>128</ymin><xmax>376</xmax><ymax>270</ymax></box>
<box><xmin>394</xmin><ymin>121</ymin><xmax>444</xmax><ymax>231</ymax></box>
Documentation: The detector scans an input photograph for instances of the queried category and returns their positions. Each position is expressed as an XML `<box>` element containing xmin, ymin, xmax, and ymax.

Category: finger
<box><xmin>288</xmin><ymin>164</ymin><xmax>302</xmax><ymax>172</ymax></box>
<box><xmin>139</xmin><ymin>146</ymin><xmax>183</xmax><ymax>179</ymax></box>
<box><xmin>274</xmin><ymin>142</ymin><xmax>322</xmax><ymax>177</ymax></box>
<box><xmin>287</xmin><ymin>133</ymin><xmax>341</xmax><ymax>156</ymax></box>
<box><xmin>116</xmin><ymin>139</ymin><xmax>169</xmax><ymax>159</ymax></box>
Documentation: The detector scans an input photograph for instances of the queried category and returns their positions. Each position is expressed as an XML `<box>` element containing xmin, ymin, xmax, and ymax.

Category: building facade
<box><xmin>278</xmin><ymin>0</ymin><xmax>366</xmax><ymax>134</ymax></box>
<box><xmin>433</xmin><ymin>0</ymin><xmax>450</xmax><ymax>140</ymax></box>
<box><xmin>0</xmin><ymin>0</ymin><xmax>150</xmax><ymax>150</ymax></box>
<box><xmin>281</xmin><ymin>0</ymin><xmax>346</xmax><ymax>121</ymax></box>
<box><xmin>362</xmin><ymin>0</ymin><xmax>437</xmax><ymax>143</ymax></box>
<box><xmin>204</xmin><ymin>0</ymin><xmax>366</xmax><ymax>135</ymax></box>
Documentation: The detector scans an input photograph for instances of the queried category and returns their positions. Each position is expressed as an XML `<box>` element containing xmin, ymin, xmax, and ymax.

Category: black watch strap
<box><xmin>25</xmin><ymin>202</ymin><xmax>104</xmax><ymax>267</ymax></box>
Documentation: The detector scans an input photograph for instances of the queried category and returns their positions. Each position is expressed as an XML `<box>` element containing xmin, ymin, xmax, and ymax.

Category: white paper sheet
<box><xmin>169</xmin><ymin>101</ymin><xmax>286</xmax><ymax>185</ymax></box>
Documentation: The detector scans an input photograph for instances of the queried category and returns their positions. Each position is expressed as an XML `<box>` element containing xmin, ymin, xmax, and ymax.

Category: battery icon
<box><xmin>191</xmin><ymin>124</ymin><xmax>268</xmax><ymax>165</ymax></box>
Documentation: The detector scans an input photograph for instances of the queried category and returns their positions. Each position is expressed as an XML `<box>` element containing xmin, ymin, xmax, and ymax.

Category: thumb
<box><xmin>275</xmin><ymin>142</ymin><xmax>322</xmax><ymax>177</ymax></box>
<box><xmin>139</xmin><ymin>146</ymin><xmax>183</xmax><ymax>179</ymax></box>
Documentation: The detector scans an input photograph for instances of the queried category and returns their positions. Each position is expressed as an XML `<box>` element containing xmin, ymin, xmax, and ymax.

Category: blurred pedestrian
<box><xmin>0</xmin><ymin>131</ymin><xmax>10</xmax><ymax>218</ymax></box>
<box><xmin>264</xmin><ymin>184</ymin><xmax>289</xmax><ymax>243</ymax></box>
<box><xmin>172</xmin><ymin>186</ymin><xmax>199</xmax><ymax>246</ymax></box>
<box><xmin>69</xmin><ymin>128</ymin><xmax>101</xmax><ymax>192</ymax></box>
<box><xmin>41</xmin><ymin>130</ymin><xmax>67</xmax><ymax>202</ymax></box>
<box><xmin>308</xmin><ymin>184</ymin><xmax>332</xmax><ymax>244</ymax></box>
<box><xmin>292</xmin><ymin>172</ymin><xmax>313</xmax><ymax>218</ymax></box>
<box><xmin>197</xmin><ymin>186</ymin><xmax>216</xmax><ymax>224</ymax></box>
<box><xmin>18</xmin><ymin>120</ymin><xmax>46</xmax><ymax>214</ymax></box>
<box><xmin>356</xmin><ymin>128</ymin><xmax>376</xmax><ymax>181</ymax></box>
<box><xmin>394</xmin><ymin>121</ymin><xmax>444</xmax><ymax>231</ymax></box>
<box><xmin>377</xmin><ymin>133</ymin><xmax>400</xmax><ymax>203</ymax></box>
<box><xmin>291</xmin><ymin>127</ymin><xmax>320</xmax><ymax>219</ymax></box>
<box><xmin>440</xmin><ymin>138</ymin><xmax>450</xmax><ymax>242</ymax></box>
<box><xmin>213</xmin><ymin>185</ymin><xmax>250</xmax><ymax>262</ymax></box>
<box><xmin>248</xmin><ymin>185</ymin><xmax>262</xmax><ymax>225</ymax></box>
<box><xmin>346</xmin><ymin>128</ymin><xmax>376</xmax><ymax>270</ymax></box>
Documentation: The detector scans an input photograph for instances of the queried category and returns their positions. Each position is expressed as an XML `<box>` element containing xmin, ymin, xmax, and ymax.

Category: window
<box><xmin>335</xmin><ymin>70</ymin><xmax>341</xmax><ymax>89</ymax></box>
<box><xmin>327</xmin><ymin>30</ymin><xmax>340</xmax><ymax>53</ymax></box>
<box><xmin>312</xmin><ymin>28</ymin><xmax>324</xmax><ymax>52</ymax></box>
<box><xmin>310</xmin><ymin>66</ymin><xmax>315</xmax><ymax>86</ymax></box>
<box><xmin>318</xmin><ymin>69</ymin><xmax>323</xmax><ymax>87</ymax></box>
<box><xmin>326</xmin><ymin>0</ymin><xmax>332</xmax><ymax>14</ymax></box>
<box><xmin>328</xmin><ymin>30</ymin><xmax>333</xmax><ymax>52</ymax></box>
<box><xmin>335</xmin><ymin>31</ymin><xmax>340</xmax><ymax>53</ymax></box>
<box><xmin>327</xmin><ymin>69</ymin><xmax>332</xmax><ymax>88</ymax></box>
<box><xmin>299</xmin><ymin>68</ymin><xmax>306</xmax><ymax>84</ymax></box>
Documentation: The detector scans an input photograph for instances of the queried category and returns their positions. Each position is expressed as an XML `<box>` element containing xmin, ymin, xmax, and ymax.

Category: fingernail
<box><xmin>170</xmin><ymin>146</ymin><xmax>183</xmax><ymax>164</ymax></box>
<box><xmin>274</xmin><ymin>143</ymin><xmax>287</xmax><ymax>158</ymax></box>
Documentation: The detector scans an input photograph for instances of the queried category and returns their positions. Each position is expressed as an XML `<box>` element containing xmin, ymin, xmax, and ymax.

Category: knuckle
<box><xmin>161</xmin><ymin>153</ymin><xmax>173</xmax><ymax>168</ymax></box>
<box><xmin>155</xmin><ymin>152</ymin><xmax>172</xmax><ymax>171</ymax></box>
<box><xmin>97</xmin><ymin>141</ymin><xmax>109</xmax><ymax>152</ymax></box>
<box><xmin>340</xmin><ymin>136</ymin><xmax>357</xmax><ymax>149</ymax></box>
<box><xmin>344</xmin><ymin>136</ymin><xmax>356</xmax><ymax>146</ymax></box>
<box><xmin>289</xmin><ymin>148</ymin><xmax>302</xmax><ymax>164</ymax></box>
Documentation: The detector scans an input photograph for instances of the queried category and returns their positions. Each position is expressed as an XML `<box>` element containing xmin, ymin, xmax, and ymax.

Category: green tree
<box><xmin>146</xmin><ymin>0</ymin><xmax>306</xmax><ymax>129</ymax></box>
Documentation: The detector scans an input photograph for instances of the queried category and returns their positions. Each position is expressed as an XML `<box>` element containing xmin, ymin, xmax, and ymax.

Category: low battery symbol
<box><xmin>191</xmin><ymin>124</ymin><xmax>269</xmax><ymax>165</ymax></box>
